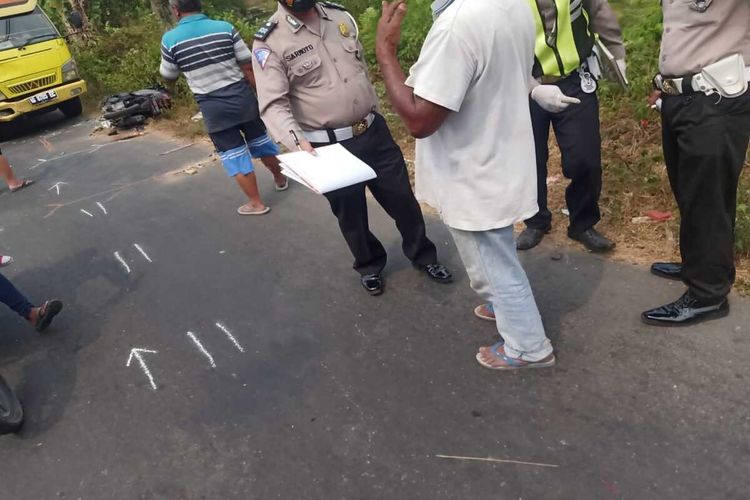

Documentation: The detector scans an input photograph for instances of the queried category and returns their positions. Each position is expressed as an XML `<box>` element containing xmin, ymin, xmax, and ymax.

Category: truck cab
<box><xmin>0</xmin><ymin>0</ymin><xmax>87</xmax><ymax>125</ymax></box>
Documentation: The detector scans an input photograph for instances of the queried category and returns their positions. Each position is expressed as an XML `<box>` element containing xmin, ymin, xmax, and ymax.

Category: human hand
<box><xmin>531</xmin><ymin>85</ymin><xmax>581</xmax><ymax>113</ymax></box>
<box><xmin>376</xmin><ymin>0</ymin><xmax>407</xmax><ymax>59</ymax></box>
<box><xmin>648</xmin><ymin>90</ymin><xmax>662</xmax><ymax>111</ymax></box>
<box><xmin>299</xmin><ymin>138</ymin><xmax>317</xmax><ymax>156</ymax></box>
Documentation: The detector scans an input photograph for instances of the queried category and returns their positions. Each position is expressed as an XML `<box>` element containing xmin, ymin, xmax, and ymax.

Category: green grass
<box><xmin>70</xmin><ymin>0</ymin><xmax>749</xmax><ymax>259</ymax></box>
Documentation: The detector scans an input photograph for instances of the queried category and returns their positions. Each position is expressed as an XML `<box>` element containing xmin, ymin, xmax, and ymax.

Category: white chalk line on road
<box><xmin>216</xmin><ymin>322</ymin><xmax>245</xmax><ymax>353</ymax></box>
<box><xmin>80</xmin><ymin>209</ymin><xmax>94</xmax><ymax>218</ymax></box>
<box><xmin>48</xmin><ymin>182</ymin><xmax>67</xmax><ymax>195</ymax></box>
<box><xmin>96</xmin><ymin>202</ymin><xmax>108</xmax><ymax>215</ymax></box>
<box><xmin>126</xmin><ymin>348</ymin><xmax>158</xmax><ymax>391</ymax></box>
<box><xmin>133</xmin><ymin>244</ymin><xmax>153</xmax><ymax>263</ymax></box>
<box><xmin>187</xmin><ymin>331</ymin><xmax>216</xmax><ymax>368</ymax></box>
<box><xmin>114</xmin><ymin>251</ymin><xmax>131</xmax><ymax>274</ymax></box>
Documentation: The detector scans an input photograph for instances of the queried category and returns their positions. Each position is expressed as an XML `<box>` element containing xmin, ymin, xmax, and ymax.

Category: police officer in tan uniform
<box><xmin>252</xmin><ymin>0</ymin><xmax>452</xmax><ymax>296</ymax></box>
<box><xmin>643</xmin><ymin>0</ymin><xmax>750</xmax><ymax>326</ymax></box>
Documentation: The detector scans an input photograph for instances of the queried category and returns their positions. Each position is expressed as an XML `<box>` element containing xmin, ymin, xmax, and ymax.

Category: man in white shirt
<box><xmin>376</xmin><ymin>0</ymin><xmax>578</xmax><ymax>369</ymax></box>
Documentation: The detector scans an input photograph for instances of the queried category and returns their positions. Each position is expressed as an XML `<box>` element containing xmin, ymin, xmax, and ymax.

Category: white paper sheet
<box><xmin>277</xmin><ymin>144</ymin><xmax>377</xmax><ymax>194</ymax></box>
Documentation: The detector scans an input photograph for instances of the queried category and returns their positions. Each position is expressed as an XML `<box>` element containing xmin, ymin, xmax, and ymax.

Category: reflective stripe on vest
<box><xmin>527</xmin><ymin>0</ymin><xmax>595</xmax><ymax>78</ymax></box>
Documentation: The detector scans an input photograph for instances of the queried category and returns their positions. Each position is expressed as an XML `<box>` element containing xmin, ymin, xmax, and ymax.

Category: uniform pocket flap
<box><xmin>291</xmin><ymin>55</ymin><xmax>322</xmax><ymax>76</ymax></box>
<box><xmin>342</xmin><ymin>39</ymin><xmax>359</xmax><ymax>53</ymax></box>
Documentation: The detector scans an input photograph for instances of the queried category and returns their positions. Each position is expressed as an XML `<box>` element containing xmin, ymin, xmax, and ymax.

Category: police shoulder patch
<box><xmin>254</xmin><ymin>48</ymin><xmax>272</xmax><ymax>69</ymax></box>
<box><xmin>254</xmin><ymin>20</ymin><xmax>278</xmax><ymax>41</ymax></box>
<box><xmin>320</xmin><ymin>1</ymin><xmax>347</xmax><ymax>10</ymax></box>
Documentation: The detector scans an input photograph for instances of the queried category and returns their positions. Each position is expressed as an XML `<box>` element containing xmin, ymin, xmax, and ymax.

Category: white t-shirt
<box><xmin>405</xmin><ymin>0</ymin><xmax>539</xmax><ymax>232</ymax></box>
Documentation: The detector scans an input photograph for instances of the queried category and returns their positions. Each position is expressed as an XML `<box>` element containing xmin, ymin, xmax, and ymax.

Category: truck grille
<box><xmin>8</xmin><ymin>75</ymin><xmax>56</xmax><ymax>95</ymax></box>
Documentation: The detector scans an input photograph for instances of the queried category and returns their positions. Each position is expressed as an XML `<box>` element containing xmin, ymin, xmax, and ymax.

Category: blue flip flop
<box><xmin>475</xmin><ymin>342</ymin><xmax>555</xmax><ymax>371</ymax></box>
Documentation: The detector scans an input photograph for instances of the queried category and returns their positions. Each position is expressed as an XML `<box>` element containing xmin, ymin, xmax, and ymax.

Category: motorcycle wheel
<box><xmin>0</xmin><ymin>375</ymin><xmax>23</xmax><ymax>435</ymax></box>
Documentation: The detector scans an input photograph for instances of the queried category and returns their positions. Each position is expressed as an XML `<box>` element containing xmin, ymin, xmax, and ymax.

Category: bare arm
<box><xmin>239</xmin><ymin>61</ymin><xmax>257</xmax><ymax>89</ymax></box>
<box><xmin>375</xmin><ymin>0</ymin><xmax>451</xmax><ymax>139</ymax></box>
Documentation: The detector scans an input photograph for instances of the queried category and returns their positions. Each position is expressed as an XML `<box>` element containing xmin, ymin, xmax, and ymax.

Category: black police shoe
<box><xmin>651</xmin><ymin>262</ymin><xmax>683</xmax><ymax>280</ymax></box>
<box><xmin>361</xmin><ymin>274</ymin><xmax>384</xmax><ymax>296</ymax></box>
<box><xmin>641</xmin><ymin>292</ymin><xmax>729</xmax><ymax>326</ymax></box>
<box><xmin>416</xmin><ymin>263</ymin><xmax>453</xmax><ymax>284</ymax></box>
<box><xmin>516</xmin><ymin>227</ymin><xmax>548</xmax><ymax>251</ymax></box>
<box><xmin>568</xmin><ymin>227</ymin><xmax>615</xmax><ymax>253</ymax></box>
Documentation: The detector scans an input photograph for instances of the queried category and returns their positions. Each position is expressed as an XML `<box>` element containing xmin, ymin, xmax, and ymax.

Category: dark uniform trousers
<box><xmin>526</xmin><ymin>72</ymin><xmax>603</xmax><ymax>233</ymax></box>
<box><xmin>316</xmin><ymin>113</ymin><xmax>438</xmax><ymax>276</ymax></box>
<box><xmin>662</xmin><ymin>89</ymin><xmax>750</xmax><ymax>301</ymax></box>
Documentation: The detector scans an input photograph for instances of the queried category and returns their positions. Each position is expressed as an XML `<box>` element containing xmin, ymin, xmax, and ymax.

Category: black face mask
<box><xmin>280</xmin><ymin>0</ymin><xmax>316</xmax><ymax>13</ymax></box>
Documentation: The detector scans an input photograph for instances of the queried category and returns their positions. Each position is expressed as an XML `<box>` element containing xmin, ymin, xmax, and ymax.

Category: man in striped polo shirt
<box><xmin>160</xmin><ymin>0</ymin><xmax>288</xmax><ymax>216</ymax></box>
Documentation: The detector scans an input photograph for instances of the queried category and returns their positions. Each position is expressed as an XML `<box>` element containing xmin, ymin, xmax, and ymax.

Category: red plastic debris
<box><xmin>644</xmin><ymin>210</ymin><xmax>672</xmax><ymax>222</ymax></box>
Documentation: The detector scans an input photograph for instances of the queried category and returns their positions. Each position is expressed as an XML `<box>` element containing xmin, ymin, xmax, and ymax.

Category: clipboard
<box><xmin>594</xmin><ymin>38</ymin><xmax>629</xmax><ymax>92</ymax></box>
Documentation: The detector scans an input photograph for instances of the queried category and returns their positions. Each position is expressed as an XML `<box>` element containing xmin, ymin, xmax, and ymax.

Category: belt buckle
<box><xmin>661</xmin><ymin>79</ymin><xmax>679</xmax><ymax>95</ymax></box>
<box><xmin>352</xmin><ymin>119</ymin><xmax>368</xmax><ymax>137</ymax></box>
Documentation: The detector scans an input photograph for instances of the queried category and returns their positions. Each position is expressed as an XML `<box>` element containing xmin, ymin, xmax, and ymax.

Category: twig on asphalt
<box><xmin>160</xmin><ymin>143</ymin><xmax>195</xmax><ymax>156</ymax></box>
<box><xmin>434</xmin><ymin>454</ymin><xmax>559</xmax><ymax>468</ymax></box>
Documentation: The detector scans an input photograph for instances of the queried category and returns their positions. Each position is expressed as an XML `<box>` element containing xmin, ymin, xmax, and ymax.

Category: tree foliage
<box><xmin>38</xmin><ymin>0</ymin><xmax>250</xmax><ymax>29</ymax></box>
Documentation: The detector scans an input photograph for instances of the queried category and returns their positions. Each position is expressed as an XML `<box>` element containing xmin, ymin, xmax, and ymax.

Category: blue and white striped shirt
<box><xmin>160</xmin><ymin>14</ymin><xmax>253</xmax><ymax>95</ymax></box>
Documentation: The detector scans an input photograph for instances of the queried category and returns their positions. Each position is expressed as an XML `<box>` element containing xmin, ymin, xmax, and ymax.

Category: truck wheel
<box><xmin>0</xmin><ymin>375</ymin><xmax>23</xmax><ymax>435</ymax></box>
<box><xmin>59</xmin><ymin>97</ymin><xmax>83</xmax><ymax>118</ymax></box>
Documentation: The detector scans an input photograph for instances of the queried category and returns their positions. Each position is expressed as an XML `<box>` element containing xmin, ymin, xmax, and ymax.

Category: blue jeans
<box><xmin>0</xmin><ymin>272</ymin><xmax>33</xmax><ymax>319</ymax></box>
<box><xmin>449</xmin><ymin>226</ymin><xmax>553</xmax><ymax>361</ymax></box>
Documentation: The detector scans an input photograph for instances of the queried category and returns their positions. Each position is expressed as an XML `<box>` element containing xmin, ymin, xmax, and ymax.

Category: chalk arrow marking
<box><xmin>126</xmin><ymin>348</ymin><xmax>158</xmax><ymax>390</ymax></box>
<box><xmin>48</xmin><ymin>182</ymin><xmax>67</xmax><ymax>195</ymax></box>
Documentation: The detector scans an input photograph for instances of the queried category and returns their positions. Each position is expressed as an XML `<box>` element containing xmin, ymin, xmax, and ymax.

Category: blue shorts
<box><xmin>209</xmin><ymin>120</ymin><xmax>281</xmax><ymax>177</ymax></box>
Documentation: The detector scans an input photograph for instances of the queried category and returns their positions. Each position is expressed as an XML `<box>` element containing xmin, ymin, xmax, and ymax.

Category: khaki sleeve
<box><xmin>252</xmin><ymin>42</ymin><xmax>304</xmax><ymax>151</ymax></box>
<box><xmin>583</xmin><ymin>0</ymin><xmax>626</xmax><ymax>60</ymax></box>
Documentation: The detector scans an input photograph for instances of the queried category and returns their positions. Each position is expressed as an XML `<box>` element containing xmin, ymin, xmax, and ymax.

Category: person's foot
<box><xmin>237</xmin><ymin>203</ymin><xmax>271</xmax><ymax>216</ymax></box>
<box><xmin>516</xmin><ymin>227</ymin><xmax>548</xmax><ymax>251</ymax></box>
<box><xmin>568</xmin><ymin>227</ymin><xmax>615</xmax><ymax>253</ymax></box>
<box><xmin>9</xmin><ymin>179</ymin><xmax>34</xmax><ymax>193</ymax></box>
<box><xmin>30</xmin><ymin>300</ymin><xmax>63</xmax><ymax>333</ymax></box>
<box><xmin>475</xmin><ymin>342</ymin><xmax>555</xmax><ymax>371</ymax></box>
<box><xmin>416</xmin><ymin>263</ymin><xmax>453</xmax><ymax>284</ymax></box>
<box><xmin>651</xmin><ymin>262</ymin><xmax>682</xmax><ymax>280</ymax></box>
<box><xmin>641</xmin><ymin>292</ymin><xmax>729</xmax><ymax>326</ymax></box>
<box><xmin>0</xmin><ymin>256</ymin><xmax>13</xmax><ymax>268</ymax></box>
<box><xmin>275</xmin><ymin>177</ymin><xmax>289</xmax><ymax>191</ymax></box>
<box><xmin>474</xmin><ymin>303</ymin><xmax>495</xmax><ymax>322</ymax></box>
<box><xmin>361</xmin><ymin>274</ymin><xmax>384</xmax><ymax>296</ymax></box>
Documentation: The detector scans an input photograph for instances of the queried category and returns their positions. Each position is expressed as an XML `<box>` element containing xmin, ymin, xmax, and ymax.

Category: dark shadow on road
<box><xmin>0</xmin><ymin>109</ymin><xmax>81</xmax><ymax>142</ymax></box>
<box><xmin>0</xmin><ymin>247</ymin><xmax>129</xmax><ymax>439</ymax></box>
<box><xmin>521</xmin><ymin>243</ymin><xmax>605</xmax><ymax>346</ymax></box>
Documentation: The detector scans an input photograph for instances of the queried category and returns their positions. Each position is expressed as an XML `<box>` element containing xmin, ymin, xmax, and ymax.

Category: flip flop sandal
<box><xmin>237</xmin><ymin>205</ymin><xmax>271</xmax><ymax>216</ymax></box>
<box><xmin>35</xmin><ymin>300</ymin><xmax>63</xmax><ymax>333</ymax></box>
<box><xmin>10</xmin><ymin>179</ymin><xmax>34</xmax><ymax>193</ymax></box>
<box><xmin>0</xmin><ymin>256</ymin><xmax>13</xmax><ymax>268</ymax></box>
<box><xmin>475</xmin><ymin>342</ymin><xmax>555</xmax><ymax>371</ymax></box>
<box><xmin>474</xmin><ymin>303</ymin><xmax>495</xmax><ymax>322</ymax></box>
<box><xmin>275</xmin><ymin>179</ymin><xmax>289</xmax><ymax>192</ymax></box>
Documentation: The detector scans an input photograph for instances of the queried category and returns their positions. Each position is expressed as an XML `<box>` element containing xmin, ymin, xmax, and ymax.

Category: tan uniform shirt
<box><xmin>252</xmin><ymin>3</ymin><xmax>378</xmax><ymax>151</ymax></box>
<box><xmin>536</xmin><ymin>0</ymin><xmax>626</xmax><ymax>59</ymax></box>
<box><xmin>660</xmin><ymin>0</ymin><xmax>750</xmax><ymax>77</ymax></box>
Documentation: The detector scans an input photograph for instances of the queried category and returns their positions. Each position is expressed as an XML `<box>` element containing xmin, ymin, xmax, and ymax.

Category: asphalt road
<box><xmin>1</xmin><ymin>112</ymin><xmax>748</xmax><ymax>500</ymax></box>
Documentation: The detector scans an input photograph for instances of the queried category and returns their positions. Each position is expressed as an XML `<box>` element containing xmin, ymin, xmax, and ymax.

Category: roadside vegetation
<box><xmin>44</xmin><ymin>0</ymin><xmax>750</xmax><ymax>291</ymax></box>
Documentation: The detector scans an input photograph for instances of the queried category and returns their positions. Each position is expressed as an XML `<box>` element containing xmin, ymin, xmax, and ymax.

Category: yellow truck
<box><xmin>0</xmin><ymin>0</ymin><xmax>86</xmax><ymax>128</ymax></box>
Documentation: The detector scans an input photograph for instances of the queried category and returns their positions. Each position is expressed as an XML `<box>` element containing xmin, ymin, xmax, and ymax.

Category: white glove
<box><xmin>531</xmin><ymin>85</ymin><xmax>581</xmax><ymax>113</ymax></box>
<box><xmin>616</xmin><ymin>59</ymin><xmax>627</xmax><ymax>82</ymax></box>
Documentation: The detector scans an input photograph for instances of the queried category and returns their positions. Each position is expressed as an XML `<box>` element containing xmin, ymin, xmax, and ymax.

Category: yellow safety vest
<box><xmin>527</xmin><ymin>0</ymin><xmax>595</xmax><ymax>78</ymax></box>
